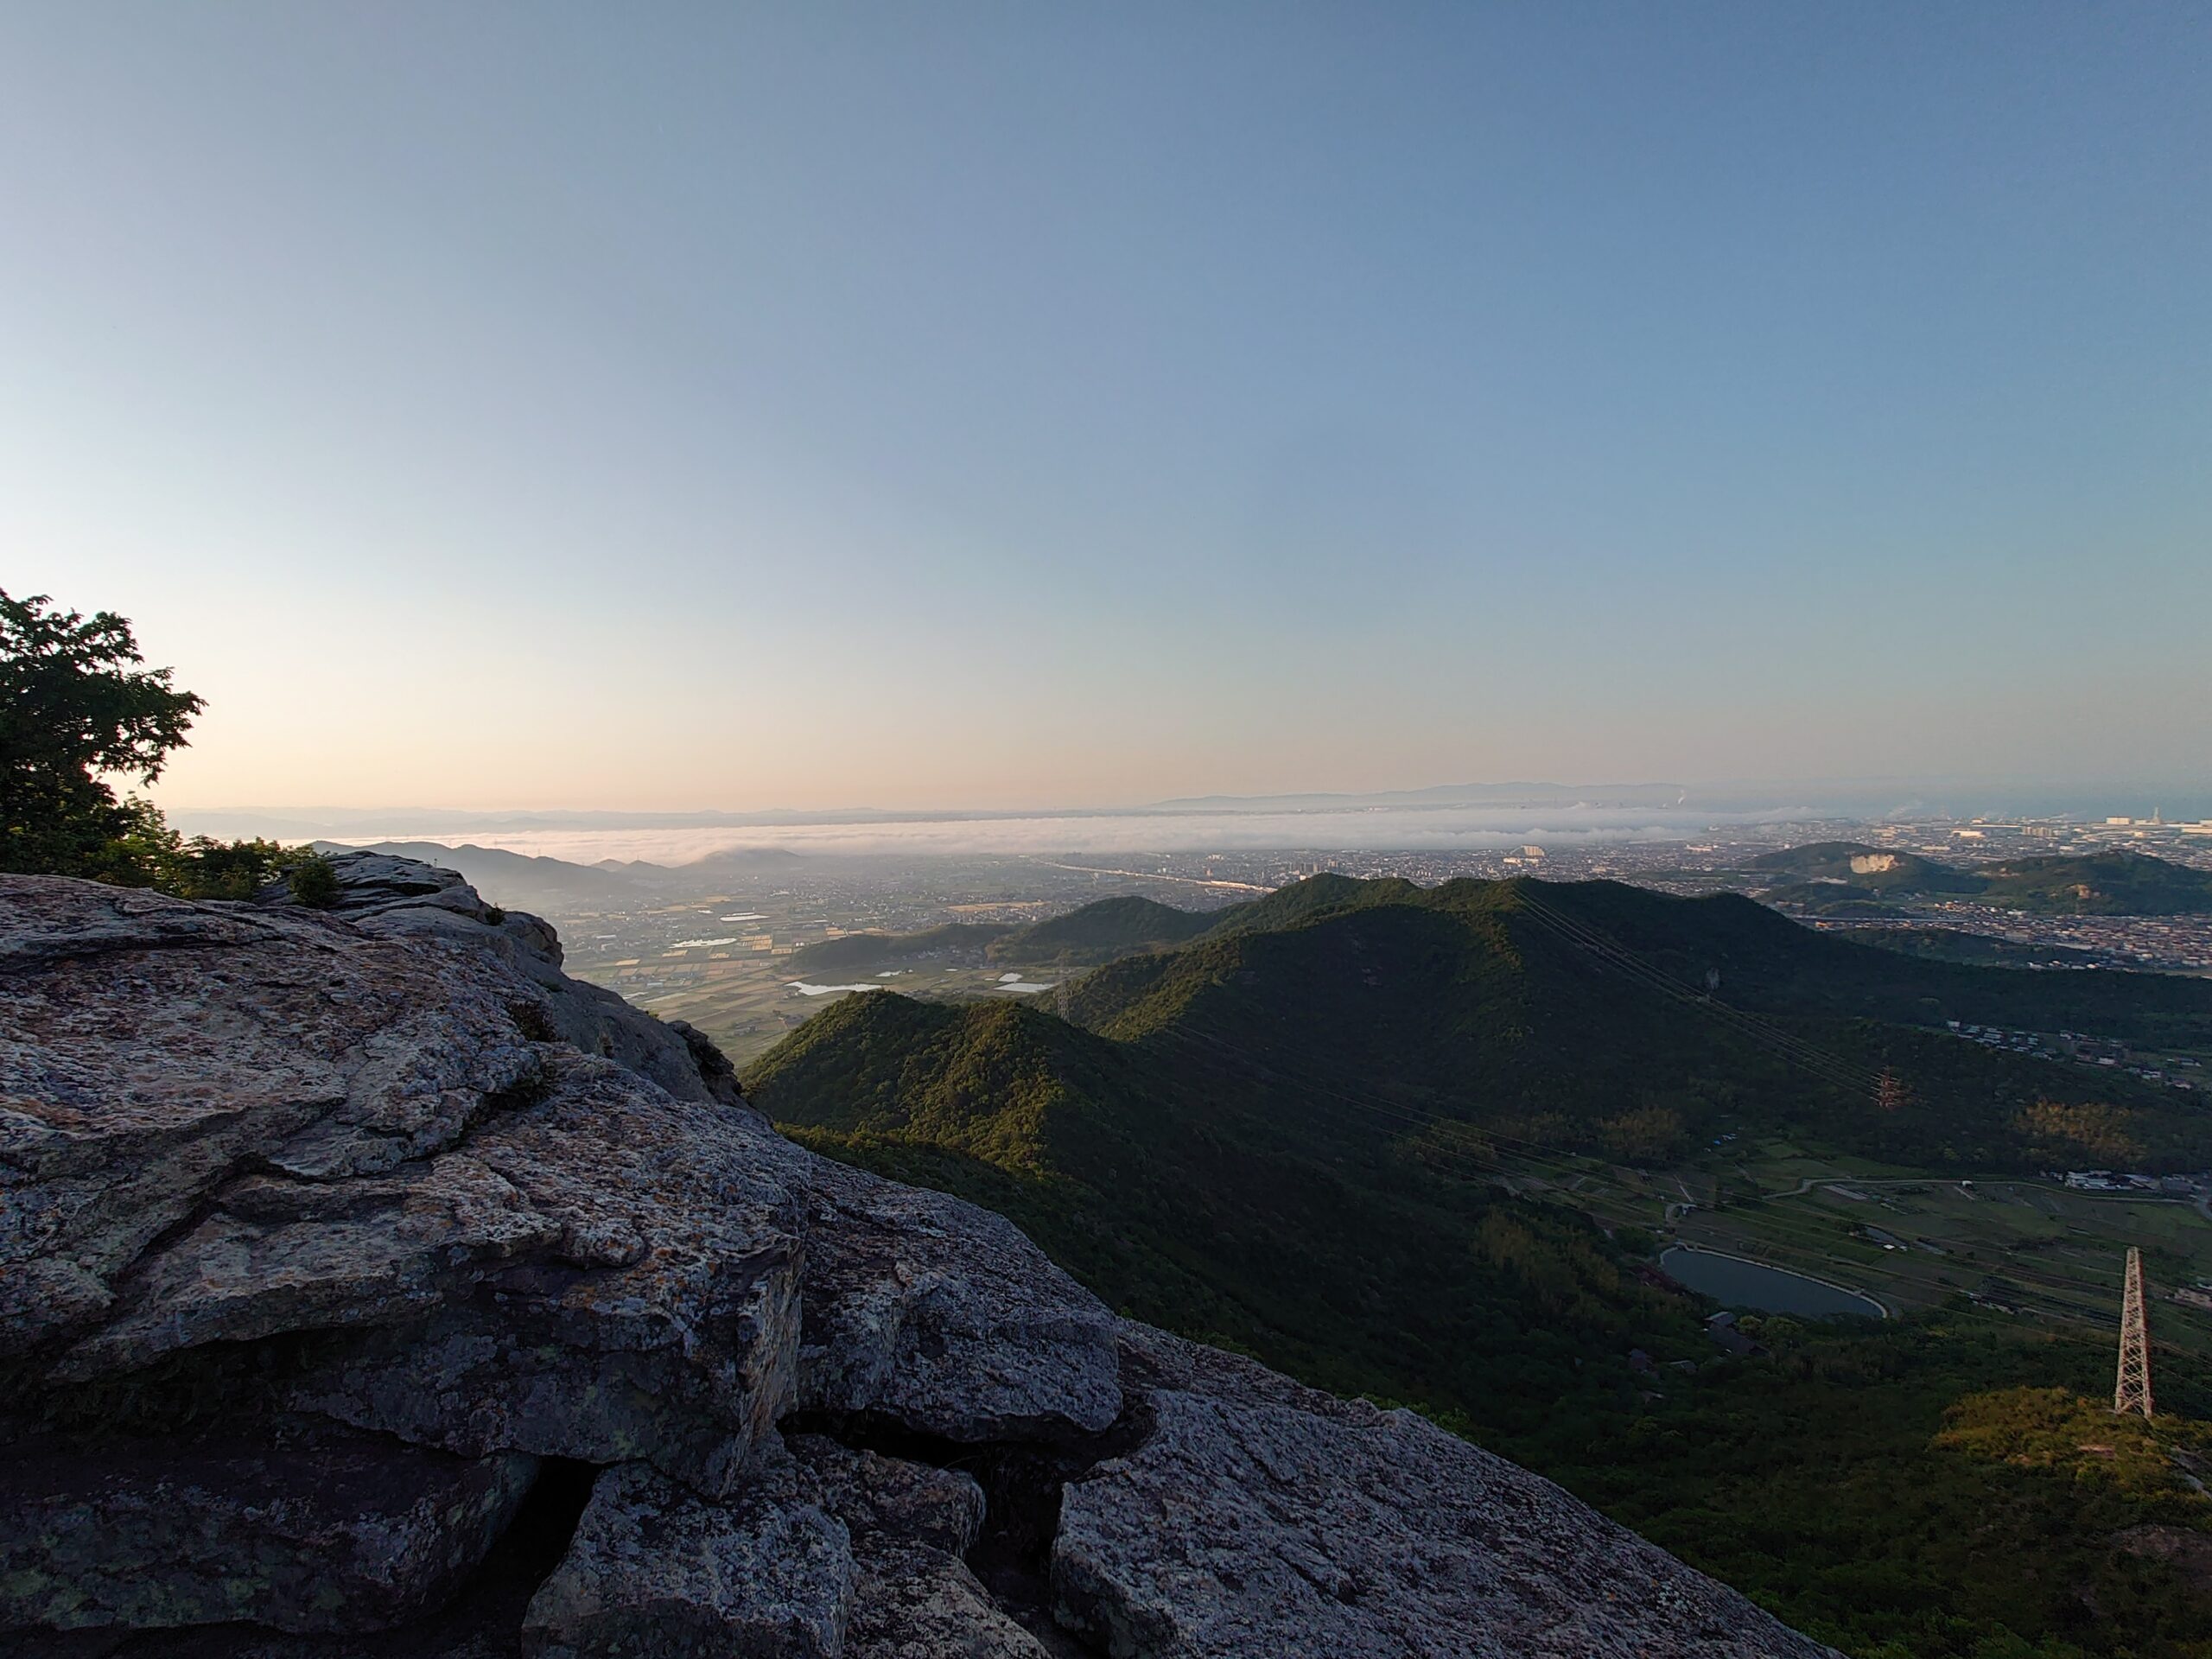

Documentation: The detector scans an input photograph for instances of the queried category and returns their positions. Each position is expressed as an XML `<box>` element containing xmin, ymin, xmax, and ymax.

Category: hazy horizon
<box><xmin>163</xmin><ymin>772</ymin><xmax>2212</xmax><ymax>863</ymax></box>
<box><xmin>7</xmin><ymin>6</ymin><xmax>2207</xmax><ymax>811</ymax></box>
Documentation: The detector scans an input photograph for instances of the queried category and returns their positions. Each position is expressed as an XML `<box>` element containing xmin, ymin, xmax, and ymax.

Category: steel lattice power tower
<box><xmin>2114</xmin><ymin>1246</ymin><xmax>2154</xmax><ymax>1419</ymax></box>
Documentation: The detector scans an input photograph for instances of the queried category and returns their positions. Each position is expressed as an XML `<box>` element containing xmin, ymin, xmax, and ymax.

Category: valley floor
<box><xmin>1487</xmin><ymin>1138</ymin><xmax>2212</xmax><ymax>1355</ymax></box>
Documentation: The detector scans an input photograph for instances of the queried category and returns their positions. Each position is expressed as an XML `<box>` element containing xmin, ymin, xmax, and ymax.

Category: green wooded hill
<box><xmin>1974</xmin><ymin>853</ymin><xmax>2212</xmax><ymax>915</ymax></box>
<box><xmin>753</xmin><ymin>975</ymin><xmax>1710</xmax><ymax>1440</ymax></box>
<box><xmin>1754</xmin><ymin>883</ymin><xmax>1916</xmax><ymax>919</ymax></box>
<box><xmin>1749</xmin><ymin>842</ymin><xmax>1980</xmax><ymax>893</ymax></box>
<box><xmin>751</xmin><ymin>874</ymin><xmax>2212</xmax><ymax>1656</ymax></box>
<box><xmin>1749</xmin><ymin>843</ymin><xmax>2212</xmax><ymax>915</ymax></box>
<box><xmin>1067</xmin><ymin>875</ymin><xmax>2212</xmax><ymax>1169</ymax></box>
<box><xmin>1002</xmin><ymin>893</ymin><xmax>1217</xmax><ymax>962</ymax></box>
<box><xmin>756</xmin><ymin>873</ymin><xmax>2212</xmax><ymax>1376</ymax></box>
<box><xmin>788</xmin><ymin>893</ymin><xmax>1221</xmax><ymax>975</ymax></box>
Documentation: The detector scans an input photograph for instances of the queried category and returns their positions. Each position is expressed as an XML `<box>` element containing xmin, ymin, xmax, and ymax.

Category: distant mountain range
<box><xmin>169</xmin><ymin>776</ymin><xmax>2212</xmax><ymax>846</ymax></box>
<box><xmin>321</xmin><ymin>840</ymin><xmax>799</xmax><ymax>915</ymax></box>
<box><xmin>1746</xmin><ymin>843</ymin><xmax>2212</xmax><ymax>916</ymax></box>
<box><xmin>316</xmin><ymin>842</ymin><xmax>647</xmax><ymax>912</ymax></box>
<box><xmin>1147</xmin><ymin>781</ymin><xmax>1696</xmax><ymax>812</ymax></box>
<box><xmin>795</xmin><ymin>846</ymin><xmax>2212</xmax><ymax>989</ymax></box>
<box><xmin>176</xmin><ymin>787</ymin><xmax>1700</xmax><ymax>837</ymax></box>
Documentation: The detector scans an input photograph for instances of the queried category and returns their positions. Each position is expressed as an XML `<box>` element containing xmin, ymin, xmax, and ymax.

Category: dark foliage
<box><xmin>0</xmin><ymin>588</ymin><xmax>203</xmax><ymax>875</ymax></box>
<box><xmin>0</xmin><ymin>588</ymin><xmax>327</xmax><ymax>900</ymax></box>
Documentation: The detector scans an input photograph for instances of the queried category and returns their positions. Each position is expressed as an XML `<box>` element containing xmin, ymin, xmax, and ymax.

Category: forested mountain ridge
<box><xmin>751</xmin><ymin>874</ymin><xmax>2212</xmax><ymax>1656</ymax></box>
<box><xmin>1053</xmin><ymin>874</ymin><xmax>2212</xmax><ymax>1168</ymax></box>
<box><xmin>987</xmin><ymin>868</ymin><xmax>2212</xmax><ymax>1044</ymax></box>
<box><xmin>757</xmin><ymin>876</ymin><xmax>2212</xmax><ymax>1394</ymax></box>
<box><xmin>1007</xmin><ymin>893</ymin><xmax>1217</xmax><ymax>959</ymax></box>
<box><xmin>752</xmin><ymin>875</ymin><xmax>2202</xmax><ymax>1407</ymax></box>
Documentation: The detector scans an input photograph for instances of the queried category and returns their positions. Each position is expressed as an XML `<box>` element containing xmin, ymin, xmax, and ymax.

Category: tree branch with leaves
<box><xmin>0</xmin><ymin>588</ymin><xmax>206</xmax><ymax>875</ymax></box>
<box><xmin>0</xmin><ymin>588</ymin><xmax>334</xmax><ymax>901</ymax></box>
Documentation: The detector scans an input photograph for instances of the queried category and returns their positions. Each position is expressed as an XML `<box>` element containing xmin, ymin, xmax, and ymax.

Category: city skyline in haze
<box><xmin>5</xmin><ymin>4</ymin><xmax>2207</xmax><ymax>817</ymax></box>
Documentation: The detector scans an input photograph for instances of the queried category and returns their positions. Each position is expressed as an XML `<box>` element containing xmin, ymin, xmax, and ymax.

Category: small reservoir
<box><xmin>1660</xmin><ymin>1245</ymin><xmax>1886</xmax><ymax>1320</ymax></box>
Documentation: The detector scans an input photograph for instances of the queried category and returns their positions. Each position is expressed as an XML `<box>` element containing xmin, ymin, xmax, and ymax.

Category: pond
<box><xmin>1659</xmin><ymin>1245</ymin><xmax>1887</xmax><ymax>1320</ymax></box>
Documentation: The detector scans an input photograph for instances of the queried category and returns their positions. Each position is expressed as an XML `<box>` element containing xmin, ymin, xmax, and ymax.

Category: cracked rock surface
<box><xmin>2</xmin><ymin>1427</ymin><xmax>535</xmax><ymax>1637</ymax></box>
<box><xmin>0</xmin><ymin>857</ymin><xmax>1836</xmax><ymax>1656</ymax></box>
<box><xmin>521</xmin><ymin>1455</ymin><xmax>855</xmax><ymax>1659</ymax></box>
<box><xmin>797</xmin><ymin>1161</ymin><xmax>1123</xmax><ymax>1442</ymax></box>
<box><xmin>1055</xmin><ymin>1327</ymin><xmax>1834</xmax><ymax>1657</ymax></box>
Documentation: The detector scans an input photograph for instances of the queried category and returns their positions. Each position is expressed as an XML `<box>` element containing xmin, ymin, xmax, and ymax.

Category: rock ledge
<box><xmin>0</xmin><ymin>855</ymin><xmax>1834</xmax><ymax>1657</ymax></box>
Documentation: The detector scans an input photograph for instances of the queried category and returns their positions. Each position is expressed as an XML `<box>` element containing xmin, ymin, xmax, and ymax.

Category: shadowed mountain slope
<box><xmin>755</xmin><ymin>986</ymin><xmax>1707</xmax><ymax>1435</ymax></box>
<box><xmin>750</xmin><ymin>874</ymin><xmax>2212</xmax><ymax>1656</ymax></box>
<box><xmin>1002</xmin><ymin>893</ymin><xmax>1217</xmax><ymax>962</ymax></box>
<box><xmin>754</xmin><ymin>876</ymin><xmax>2212</xmax><ymax>1403</ymax></box>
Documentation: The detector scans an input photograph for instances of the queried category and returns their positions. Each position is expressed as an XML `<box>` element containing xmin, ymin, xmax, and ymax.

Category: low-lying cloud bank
<box><xmin>176</xmin><ymin>779</ymin><xmax>2201</xmax><ymax>864</ymax></box>
<box><xmin>317</xmin><ymin>804</ymin><xmax>1822</xmax><ymax>865</ymax></box>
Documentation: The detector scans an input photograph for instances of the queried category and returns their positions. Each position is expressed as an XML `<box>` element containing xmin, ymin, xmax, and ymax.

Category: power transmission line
<box><xmin>1510</xmin><ymin>891</ymin><xmax>1884</xmax><ymax>1097</ymax></box>
<box><xmin>2115</xmin><ymin>1245</ymin><xmax>2154</xmax><ymax>1417</ymax></box>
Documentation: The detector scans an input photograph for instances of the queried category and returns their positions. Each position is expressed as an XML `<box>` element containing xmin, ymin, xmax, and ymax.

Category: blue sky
<box><xmin>3</xmin><ymin>3</ymin><xmax>2206</xmax><ymax>811</ymax></box>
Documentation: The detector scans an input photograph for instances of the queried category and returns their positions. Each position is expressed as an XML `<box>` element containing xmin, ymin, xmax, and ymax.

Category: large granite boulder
<box><xmin>798</xmin><ymin>1160</ymin><xmax>1123</xmax><ymax>1443</ymax></box>
<box><xmin>520</xmin><ymin>1455</ymin><xmax>855</xmax><ymax>1659</ymax></box>
<box><xmin>2</xmin><ymin>870</ymin><xmax>808</xmax><ymax>1497</ymax></box>
<box><xmin>1052</xmin><ymin>1327</ymin><xmax>1835</xmax><ymax>1657</ymax></box>
<box><xmin>0</xmin><ymin>862</ymin><xmax>1837</xmax><ymax>1657</ymax></box>
<box><xmin>0</xmin><ymin>1429</ymin><xmax>535</xmax><ymax>1637</ymax></box>
<box><xmin>787</xmin><ymin>1438</ymin><xmax>1048</xmax><ymax>1659</ymax></box>
<box><xmin>277</xmin><ymin>1050</ymin><xmax>806</xmax><ymax>1495</ymax></box>
<box><xmin>266</xmin><ymin>850</ymin><xmax>749</xmax><ymax>1111</ymax></box>
<box><xmin>842</xmin><ymin>1541</ymin><xmax>1054</xmax><ymax>1659</ymax></box>
<box><xmin>0</xmin><ymin>876</ymin><xmax>543</xmax><ymax>1353</ymax></box>
<box><xmin>521</xmin><ymin>1434</ymin><xmax>1049</xmax><ymax>1659</ymax></box>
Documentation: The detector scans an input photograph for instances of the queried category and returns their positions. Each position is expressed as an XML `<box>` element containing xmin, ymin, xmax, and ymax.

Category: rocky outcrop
<box><xmin>252</xmin><ymin>853</ymin><xmax>747</xmax><ymax>1113</ymax></box>
<box><xmin>797</xmin><ymin>1162</ymin><xmax>1123</xmax><ymax>1443</ymax></box>
<box><xmin>0</xmin><ymin>856</ymin><xmax>1836</xmax><ymax>1656</ymax></box>
<box><xmin>1058</xmin><ymin>1326</ymin><xmax>1799</xmax><ymax>1656</ymax></box>
<box><xmin>3</xmin><ymin>1429</ymin><xmax>534</xmax><ymax>1636</ymax></box>
<box><xmin>521</xmin><ymin>1456</ymin><xmax>855</xmax><ymax>1658</ymax></box>
<box><xmin>791</xmin><ymin>1438</ymin><xmax>1046</xmax><ymax>1659</ymax></box>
